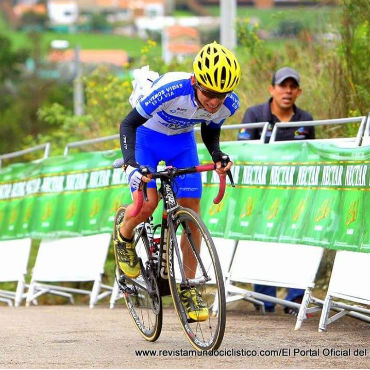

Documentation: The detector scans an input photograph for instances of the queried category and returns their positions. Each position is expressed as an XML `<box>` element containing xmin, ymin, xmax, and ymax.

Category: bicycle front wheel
<box><xmin>166</xmin><ymin>207</ymin><xmax>226</xmax><ymax>351</ymax></box>
<box><xmin>114</xmin><ymin>205</ymin><xmax>162</xmax><ymax>342</ymax></box>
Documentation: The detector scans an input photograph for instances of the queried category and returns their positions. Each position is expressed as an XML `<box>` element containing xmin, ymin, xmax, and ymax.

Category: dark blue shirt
<box><xmin>238</xmin><ymin>98</ymin><xmax>315</xmax><ymax>143</ymax></box>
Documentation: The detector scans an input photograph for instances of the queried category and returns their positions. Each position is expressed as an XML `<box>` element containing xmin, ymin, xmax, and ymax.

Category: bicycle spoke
<box><xmin>113</xmin><ymin>206</ymin><xmax>162</xmax><ymax>342</ymax></box>
<box><xmin>167</xmin><ymin>207</ymin><xmax>226</xmax><ymax>351</ymax></box>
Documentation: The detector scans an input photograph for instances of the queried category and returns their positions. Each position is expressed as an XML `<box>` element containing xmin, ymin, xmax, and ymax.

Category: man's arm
<box><xmin>297</xmin><ymin>110</ymin><xmax>315</xmax><ymax>140</ymax></box>
<box><xmin>239</xmin><ymin>108</ymin><xmax>259</xmax><ymax>140</ymax></box>
<box><xmin>120</xmin><ymin>108</ymin><xmax>147</xmax><ymax>165</ymax></box>
<box><xmin>305</xmin><ymin>112</ymin><xmax>315</xmax><ymax>139</ymax></box>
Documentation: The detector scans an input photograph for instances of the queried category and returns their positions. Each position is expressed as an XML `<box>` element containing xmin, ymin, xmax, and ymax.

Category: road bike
<box><xmin>112</xmin><ymin>159</ymin><xmax>234</xmax><ymax>351</ymax></box>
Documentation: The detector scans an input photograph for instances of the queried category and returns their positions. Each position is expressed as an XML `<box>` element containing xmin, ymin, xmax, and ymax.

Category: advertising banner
<box><xmin>0</xmin><ymin>141</ymin><xmax>369</xmax><ymax>253</ymax></box>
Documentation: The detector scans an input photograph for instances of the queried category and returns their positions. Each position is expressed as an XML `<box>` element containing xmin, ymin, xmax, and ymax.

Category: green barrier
<box><xmin>0</xmin><ymin>141</ymin><xmax>369</xmax><ymax>253</ymax></box>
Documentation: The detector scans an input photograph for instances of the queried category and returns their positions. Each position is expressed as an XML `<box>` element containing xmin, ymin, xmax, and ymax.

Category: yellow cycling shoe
<box><xmin>179</xmin><ymin>286</ymin><xmax>209</xmax><ymax>322</ymax></box>
<box><xmin>113</xmin><ymin>231</ymin><xmax>140</xmax><ymax>279</ymax></box>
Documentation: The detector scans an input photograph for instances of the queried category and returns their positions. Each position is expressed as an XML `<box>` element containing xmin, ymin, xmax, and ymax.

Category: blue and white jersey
<box><xmin>135</xmin><ymin>72</ymin><xmax>240</xmax><ymax>135</ymax></box>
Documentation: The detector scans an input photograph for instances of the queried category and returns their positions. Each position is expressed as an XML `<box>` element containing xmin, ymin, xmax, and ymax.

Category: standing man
<box><xmin>238</xmin><ymin>67</ymin><xmax>314</xmax><ymax>142</ymax></box>
<box><xmin>238</xmin><ymin>67</ymin><xmax>314</xmax><ymax>313</ymax></box>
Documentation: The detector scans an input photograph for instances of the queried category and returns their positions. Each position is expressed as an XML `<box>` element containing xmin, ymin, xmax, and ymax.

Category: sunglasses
<box><xmin>196</xmin><ymin>83</ymin><xmax>230</xmax><ymax>100</ymax></box>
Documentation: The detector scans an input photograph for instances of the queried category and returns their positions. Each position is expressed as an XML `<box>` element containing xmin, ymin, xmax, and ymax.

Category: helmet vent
<box><xmin>205</xmin><ymin>57</ymin><xmax>210</xmax><ymax>69</ymax></box>
<box><xmin>199</xmin><ymin>74</ymin><xmax>207</xmax><ymax>85</ymax></box>
<box><xmin>214</xmin><ymin>55</ymin><xmax>219</xmax><ymax>65</ymax></box>
<box><xmin>206</xmin><ymin>72</ymin><xmax>212</xmax><ymax>83</ymax></box>
<box><xmin>220</xmin><ymin>66</ymin><xmax>227</xmax><ymax>89</ymax></box>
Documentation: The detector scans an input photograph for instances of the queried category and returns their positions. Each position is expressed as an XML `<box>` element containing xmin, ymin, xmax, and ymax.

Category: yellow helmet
<box><xmin>193</xmin><ymin>41</ymin><xmax>241</xmax><ymax>93</ymax></box>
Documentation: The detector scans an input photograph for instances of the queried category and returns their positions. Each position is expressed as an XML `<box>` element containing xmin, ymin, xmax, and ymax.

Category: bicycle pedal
<box><xmin>118</xmin><ymin>274</ymin><xmax>127</xmax><ymax>285</ymax></box>
<box><xmin>117</xmin><ymin>275</ymin><xmax>135</xmax><ymax>294</ymax></box>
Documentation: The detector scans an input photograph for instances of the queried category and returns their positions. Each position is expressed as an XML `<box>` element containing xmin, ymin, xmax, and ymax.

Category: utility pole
<box><xmin>73</xmin><ymin>46</ymin><xmax>85</xmax><ymax>116</ymax></box>
<box><xmin>164</xmin><ymin>0</ymin><xmax>175</xmax><ymax>15</ymax></box>
<box><xmin>220</xmin><ymin>0</ymin><xmax>237</xmax><ymax>51</ymax></box>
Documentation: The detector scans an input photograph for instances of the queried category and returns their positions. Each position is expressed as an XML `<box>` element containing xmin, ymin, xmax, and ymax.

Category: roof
<box><xmin>168</xmin><ymin>44</ymin><xmax>200</xmax><ymax>54</ymax></box>
<box><xmin>167</xmin><ymin>25</ymin><xmax>199</xmax><ymax>38</ymax></box>
<box><xmin>13</xmin><ymin>3</ymin><xmax>46</xmax><ymax>15</ymax></box>
<box><xmin>166</xmin><ymin>26</ymin><xmax>200</xmax><ymax>55</ymax></box>
<box><xmin>48</xmin><ymin>49</ymin><xmax>129</xmax><ymax>66</ymax></box>
<box><xmin>77</xmin><ymin>0</ymin><xmax>164</xmax><ymax>9</ymax></box>
<box><xmin>48</xmin><ymin>0</ymin><xmax>77</xmax><ymax>4</ymax></box>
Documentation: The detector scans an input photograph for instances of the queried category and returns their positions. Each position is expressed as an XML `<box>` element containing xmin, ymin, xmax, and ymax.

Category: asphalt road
<box><xmin>0</xmin><ymin>304</ymin><xmax>369</xmax><ymax>369</ymax></box>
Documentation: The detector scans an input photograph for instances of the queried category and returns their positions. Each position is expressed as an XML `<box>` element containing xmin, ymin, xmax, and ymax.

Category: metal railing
<box><xmin>0</xmin><ymin>143</ymin><xmax>51</xmax><ymax>169</ymax></box>
<box><xmin>63</xmin><ymin>123</ymin><xmax>270</xmax><ymax>155</ymax></box>
<box><xmin>63</xmin><ymin>134</ymin><xmax>119</xmax><ymax>156</ymax></box>
<box><xmin>361</xmin><ymin>113</ymin><xmax>370</xmax><ymax>146</ymax></box>
<box><xmin>269</xmin><ymin>116</ymin><xmax>367</xmax><ymax>147</ymax></box>
<box><xmin>61</xmin><ymin>115</ymin><xmax>370</xmax><ymax>157</ymax></box>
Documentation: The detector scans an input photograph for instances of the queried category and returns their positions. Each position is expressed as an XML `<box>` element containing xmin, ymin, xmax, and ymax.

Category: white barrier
<box><xmin>26</xmin><ymin>234</ymin><xmax>112</xmax><ymax>308</ymax></box>
<box><xmin>318</xmin><ymin>250</ymin><xmax>370</xmax><ymax>332</ymax></box>
<box><xmin>225</xmin><ymin>241</ymin><xmax>324</xmax><ymax>329</ymax></box>
<box><xmin>0</xmin><ymin>238</ymin><xmax>32</xmax><ymax>307</ymax></box>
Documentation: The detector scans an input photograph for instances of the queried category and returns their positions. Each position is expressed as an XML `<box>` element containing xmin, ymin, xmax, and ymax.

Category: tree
<box><xmin>0</xmin><ymin>33</ymin><xmax>28</xmax><ymax>83</ymax></box>
<box><xmin>336</xmin><ymin>0</ymin><xmax>370</xmax><ymax>115</ymax></box>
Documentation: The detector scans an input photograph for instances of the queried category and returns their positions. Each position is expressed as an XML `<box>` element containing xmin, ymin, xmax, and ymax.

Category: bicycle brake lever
<box><xmin>140</xmin><ymin>167</ymin><xmax>150</xmax><ymax>201</ymax></box>
<box><xmin>142</xmin><ymin>182</ymin><xmax>148</xmax><ymax>201</ymax></box>
<box><xmin>226</xmin><ymin>170</ymin><xmax>235</xmax><ymax>187</ymax></box>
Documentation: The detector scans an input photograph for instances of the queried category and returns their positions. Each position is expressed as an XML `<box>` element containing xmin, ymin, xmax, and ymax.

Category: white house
<box><xmin>47</xmin><ymin>0</ymin><xmax>78</xmax><ymax>25</ymax></box>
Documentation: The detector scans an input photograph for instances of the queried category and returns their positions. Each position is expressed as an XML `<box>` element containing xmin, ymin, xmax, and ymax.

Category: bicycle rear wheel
<box><xmin>114</xmin><ymin>206</ymin><xmax>162</xmax><ymax>342</ymax></box>
<box><xmin>166</xmin><ymin>207</ymin><xmax>226</xmax><ymax>351</ymax></box>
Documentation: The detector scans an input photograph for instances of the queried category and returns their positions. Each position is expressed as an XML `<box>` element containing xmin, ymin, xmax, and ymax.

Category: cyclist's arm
<box><xmin>120</xmin><ymin>108</ymin><xmax>147</xmax><ymax>165</ymax></box>
<box><xmin>200</xmin><ymin>122</ymin><xmax>221</xmax><ymax>159</ymax></box>
<box><xmin>201</xmin><ymin>122</ymin><xmax>232</xmax><ymax>174</ymax></box>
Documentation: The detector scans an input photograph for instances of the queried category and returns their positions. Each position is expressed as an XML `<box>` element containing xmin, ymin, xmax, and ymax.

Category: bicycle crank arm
<box><xmin>118</xmin><ymin>275</ymin><xmax>153</xmax><ymax>294</ymax></box>
<box><xmin>182</xmin><ymin>277</ymin><xmax>211</xmax><ymax>286</ymax></box>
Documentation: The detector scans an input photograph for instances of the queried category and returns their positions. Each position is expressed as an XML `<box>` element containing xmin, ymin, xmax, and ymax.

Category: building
<box><xmin>162</xmin><ymin>25</ymin><xmax>200</xmax><ymax>63</ymax></box>
<box><xmin>48</xmin><ymin>48</ymin><xmax>129</xmax><ymax>67</ymax></box>
<box><xmin>47</xmin><ymin>0</ymin><xmax>79</xmax><ymax>25</ymax></box>
<box><xmin>76</xmin><ymin>0</ymin><xmax>165</xmax><ymax>17</ymax></box>
<box><xmin>13</xmin><ymin>2</ymin><xmax>46</xmax><ymax>17</ymax></box>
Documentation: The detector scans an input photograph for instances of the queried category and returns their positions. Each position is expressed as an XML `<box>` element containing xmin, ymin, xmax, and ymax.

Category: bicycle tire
<box><xmin>113</xmin><ymin>205</ymin><xmax>162</xmax><ymax>342</ymax></box>
<box><xmin>166</xmin><ymin>207</ymin><xmax>226</xmax><ymax>351</ymax></box>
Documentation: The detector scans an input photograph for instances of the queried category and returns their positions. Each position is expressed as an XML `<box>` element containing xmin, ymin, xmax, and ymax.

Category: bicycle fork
<box><xmin>167</xmin><ymin>215</ymin><xmax>210</xmax><ymax>288</ymax></box>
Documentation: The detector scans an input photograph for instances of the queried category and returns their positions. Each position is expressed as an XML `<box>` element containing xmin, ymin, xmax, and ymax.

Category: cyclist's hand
<box><xmin>211</xmin><ymin>151</ymin><xmax>233</xmax><ymax>175</ymax></box>
<box><xmin>125</xmin><ymin>163</ymin><xmax>151</xmax><ymax>190</ymax></box>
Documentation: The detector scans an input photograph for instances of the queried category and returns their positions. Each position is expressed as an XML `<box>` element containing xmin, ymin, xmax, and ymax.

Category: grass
<box><xmin>209</xmin><ymin>5</ymin><xmax>339</xmax><ymax>32</ymax></box>
<box><xmin>0</xmin><ymin>15</ymin><xmax>158</xmax><ymax>58</ymax></box>
<box><xmin>0</xmin><ymin>5</ymin><xmax>339</xmax><ymax>58</ymax></box>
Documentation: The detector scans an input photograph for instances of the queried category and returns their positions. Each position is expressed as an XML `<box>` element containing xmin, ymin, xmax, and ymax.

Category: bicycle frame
<box><xmin>114</xmin><ymin>160</ymin><xmax>234</xmax><ymax>296</ymax></box>
<box><xmin>113</xmin><ymin>160</ymin><xmax>233</xmax><ymax>350</ymax></box>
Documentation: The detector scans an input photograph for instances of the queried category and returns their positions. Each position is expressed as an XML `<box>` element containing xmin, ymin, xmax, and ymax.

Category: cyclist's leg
<box><xmin>164</xmin><ymin>131</ymin><xmax>209</xmax><ymax>321</ymax></box>
<box><xmin>114</xmin><ymin>127</ymin><xmax>160</xmax><ymax>277</ymax></box>
<box><xmin>120</xmin><ymin>188</ymin><xmax>158</xmax><ymax>239</ymax></box>
<box><xmin>177</xmin><ymin>197</ymin><xmax>201</xmax><ymax>279</ymax></box>
<box><xmin>119</xmin><ymin>126</ymin><xmax>161</xmax><ymax>240</ymax></box>
<box><xmin>166</xmin><ymin>131</ymin><xmax>202</xmax><ymax>280</ymax></box>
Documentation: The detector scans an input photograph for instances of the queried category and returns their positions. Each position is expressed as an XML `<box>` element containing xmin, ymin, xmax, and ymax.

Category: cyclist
<box><xmin>114</xmin><ymin>41</ymin><xmax>241</xmax><ymax>321</ymax></box>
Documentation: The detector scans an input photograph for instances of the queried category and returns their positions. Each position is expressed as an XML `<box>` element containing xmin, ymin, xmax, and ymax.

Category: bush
<box><xmin>275</xmin><ymin>20</ymin><xmax>304</xmax><ymax>38</ymax></box>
